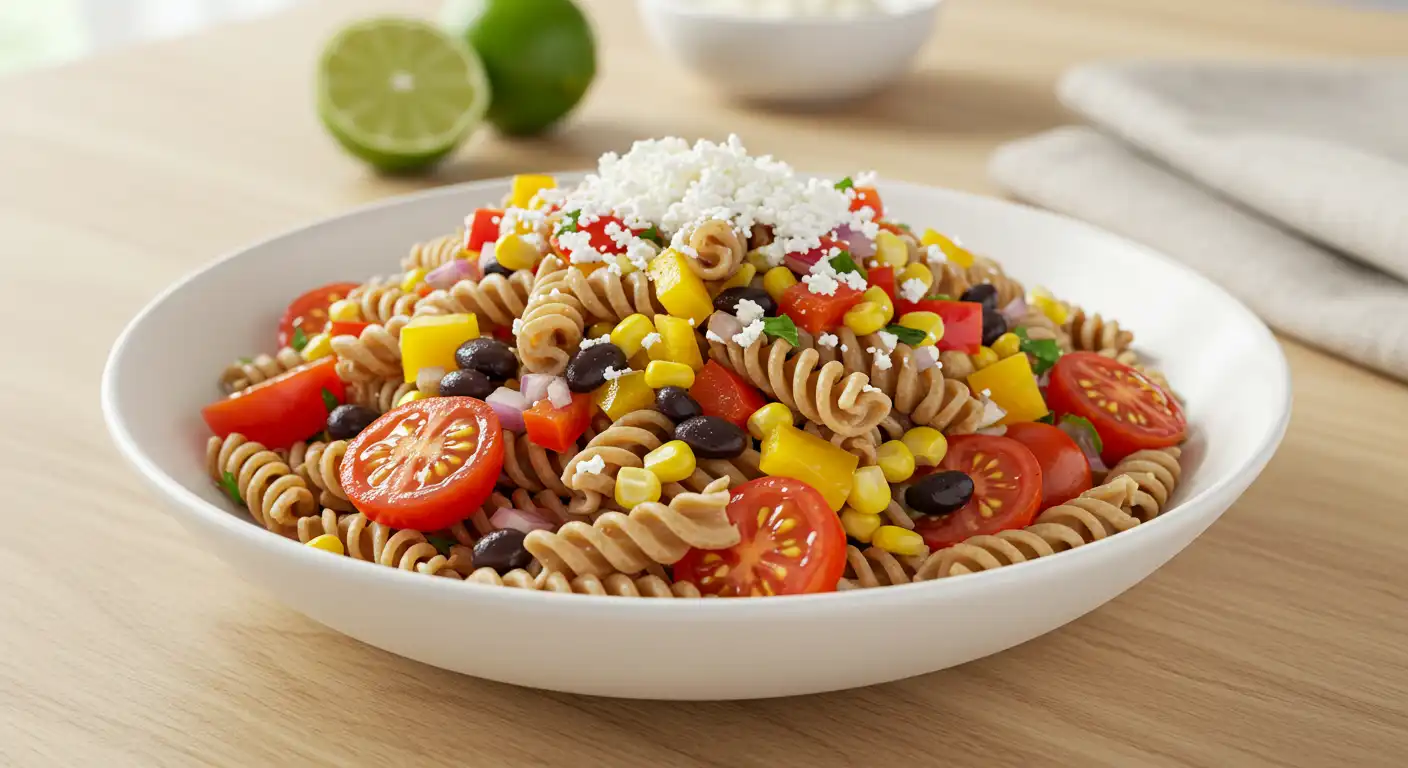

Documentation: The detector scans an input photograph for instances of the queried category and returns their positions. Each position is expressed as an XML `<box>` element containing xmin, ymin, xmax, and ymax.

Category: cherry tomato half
<box><xmin>675</xmin><ymin>477</ymin><xmax>846</xmax><ymax>597</ymax></box>
<box><xmin>201</xmin><ymin>356</ymin><xmax>344</xmax><ymax>449</ymax></box>
<box><xmin>278</xmin><ymin>282</ymin><xmax>359</xmax><ymax>349</ymax></box>
<box><xmin>1046</xmin><ymin>352</ymin><xmax>1186</xmax><ymax>465</ymax></box>
<box><xmin>340</xmin><ymin>397</ymin><xmax>504</xmax><ymax>531</ymax></box>
<box><xmin>914</xmin><ymin>434</ymin><xmax>1043</xmax><ymax>550</ymax></box>
<box><xmin>1004</xmin><ymin>422</ymin><xmax>1092</xmax><ymax>510</ymax></box>
<box><xmin>849</xmin><ymin>186</ymin><xmax>884</xmax><ymax>220</ymax></box>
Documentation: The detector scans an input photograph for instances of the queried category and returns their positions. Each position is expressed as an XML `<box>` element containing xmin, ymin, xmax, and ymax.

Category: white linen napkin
<box><xmin>989</xmin><ymin>61</ymin><xmax>1408</xmax><ymax>381</ymax></box>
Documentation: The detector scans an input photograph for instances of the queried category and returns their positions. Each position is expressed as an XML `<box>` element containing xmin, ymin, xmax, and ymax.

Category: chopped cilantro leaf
<box><xmin>834</xmin><ymin>177</ymin><xmax>855</xmax><ymax>192</ymax></box>
<box><xmin>761</xmin><ymin>316</ymin><xmax>799</xmax><ymax>347</ymax></box>
<box><xmin>556</xmin><ymin>210</ymin><xmax>582</xmax><ymax>234</ymax></box>
<box><xmin>1059</xmin><ymin>415</ymin><xmax>1103</xmax><ymax>455</ymax></box>
<box><xmin>829</xmin><ymin>251</ymin><xmax>866</xmax><ymax>279</ymax></box>
<box><xmin>219</xmin><ymin>471</ymin><xmax>243</xmax><ymax>505</ymax></box>
<box><xmin>291</xmin><ymin>326</ymin><xmax>308</xmax><ymax>352</ymax></box>
<box><xmin>638</xmin><ymin>225</ymin><xmax>665</xmax><ymax>246</ymax></box>
<box><xmin>237</xmin><ymin>357</ymin><xmax>252</xmax><ymax>365</ymax></box>
<box><xmin>1036</xmin><ymin>413</ymin><xmax>1056</xmax><ymax>425</ymax></box>
<box><xmin>321</xmin><ymin>388</ymin><xmax>338</xmax><ymax>414</ymax></box>
<box><xmin>425</xmin><ymin>534</ymin><xmax>457</xmax><ymax>556</ymax></box>
<box><xmin>1013</xmin><ymin>327</ymin><xmax>1062</xmax><ymax>375</ymax></box>
<box><xmin>885</xmin><ymin>324</ymin><xmax>928</xmax><ymax>347</ymax></box>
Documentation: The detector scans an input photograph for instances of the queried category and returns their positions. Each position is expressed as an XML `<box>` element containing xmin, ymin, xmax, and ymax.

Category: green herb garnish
<box><xmin>834</xmin><ymin>177</ymin><xmax>855</xmax><ymax>192</ymax></box>
<box><xmin>238</xmin><ymin>357</ymin><xmax>252</xmax><ymax>365</ymax></box>
<box><xmin>638</xmin><ymin>225</ymin><xmax>665</xmax><ymax>246</ymax></box>
<box><xmin>896</xmin><ymin>222</ymin><xmax>913</xmax><ymax>232</ymax></box>
<box><xmin>291</xmin><ymin>326</ymin><xmax>308</xmax><ymax>352</ymax></box>
<box><xmin>1059</xmin><ymin>415</ymin><xmax>1103</xmax><ymax>454</ymax></box>
<box><xmin>829</xmin><ymin>251</ymin><xmax>866</xmax><ymax>279</ymax></box>
<box><xmin>885</xmin><ymin>324</ymin><xmax>928</xmax><ymax>347</ymax></box>
<box><xmin>922</xmin><ymin>294</ymin><xmax>953</xmax><ymax>302</ymax></box>
<box><xmin>761</xmin><ymin>316</ymin><xmax>800</xmax><ymax>347</ymax></box>
<box><xmin>1013</xmin><ymin>327</ymin><xmax>1062</xmax><ymax>375</ymax></box>
<box><xmin>1036</xmin><ymin>413</ymin><xmax>1056</xmax><ymax>425</ymax></box>
<box><xmin>556</xmin><ymin>209</ymin><xmax>582</xmax><ymax>234</ymax></box>
<box><xmin>425</xmin><ymin>533</ymin><xmax>457</xmax><ymax>556</ymax></box>
<box><xmin>219</xmin><ymin>471</ymin><xmax>243</xmax><ymax>505</ymax></box>
<box><xmin>320</xmin><ymin>388</ymin><xmax>338</xmax><ymax>414</ymax></box>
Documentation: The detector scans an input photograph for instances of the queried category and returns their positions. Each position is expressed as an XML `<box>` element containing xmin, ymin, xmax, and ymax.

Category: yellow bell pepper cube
<box><xmin>510</xmin><ymin>174</ymin><xmax>556</xmax><ymax>209</ymax></box>
<box><xmin>966</xmin><ymin>351</ymin><xmax>1048</xmax><ymax>425</ymax></box>
<box><xmin>709</xmin><ymin>263</ymin><xmax>757</xmax><ymax>297</ymax></box>
<box><xmin>759</xmin><ymin>424</ymin><xmax>858</xmax><ymax>511</ymax></box>
<box><xmin>593</xmin><ymin>371</ymin><xmax>654</xmax><ymax>421</ymax></box>
<box><xmin>399</xmin><ymin>313</ymin><xmax>479</xmax><ymax>383</ymax></box>
<box><xmin>649</xmin><ymin>314</ymin><xmax>704</xmax><ymax>371</ymax></box>
<box><xmin>648</xmin><ymin>249</ymin><xmax>714</xmax><ymax>327</ymax></box>
<box><xmin>921</xmin><ymin>229</ymin><xmax>975</xmax><ymax>268</ymax></box>
<box><xmin>610</xmin><ymin>314</ymin><xmax>654</xmax><ymax>358</ymax></box>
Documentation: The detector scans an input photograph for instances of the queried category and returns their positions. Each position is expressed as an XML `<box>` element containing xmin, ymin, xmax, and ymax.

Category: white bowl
<box><xmin>635</xmin><ymin>0</ymin><xmax>942</xmax><ymax>103</ymax></box>
<box><xmin>102</xmin><ymin>175</ymin><xmax>1290</xmax><ymax>700</ymax></box>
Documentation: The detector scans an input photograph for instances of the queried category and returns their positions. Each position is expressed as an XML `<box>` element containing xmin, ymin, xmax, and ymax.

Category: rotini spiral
<box><xmin>930</xmin><ymin>262</ymin><xmax>973</xmax><ymax>299</ymax></box>
<box><xmin>348</xmin><ymin>377</ymin><xmax>416</xmax><ymax>414</ymax></box>
<box><xmin>1067</xmin><ymin>307</ymin><xmax>1133</xmax><ymax>354</ymax></box>
<box><xmin>517</xmin><ymin>255</ymin><xmax>587</xmax><ymax>375</ymax></box>
<box><xmin>685</xmin><ymin>219</ymin><xmax>745</xmax><ymax>281</ymax></box>
<box><xmin>297</xmin><ymin>440</ymin><xmax>352</xmax><ymax>512</ymax></box>
<box><xmin>414</xmin><ymin>270</ymin><xmax>534</xmax><ymax>329</ymax></box>
<box><xmin>706</xmin><ymin>334</ymin><xmax>891</xmax><ymax>438</ymax></box>
<box><xmin>463</xmin><ymin>567</ymin><xmax>542</xmax><ymax>588</ymax></box>
<box><xmin>348</xmin><ymin>274</ymin><xmax>422</xmax><ymax>330</ymax></box>
<box><xmin>1015</xmin><ymin>307</ymin><xmax>1071</xmax><ymax>352</ymax></box>
<box><xmin>813</xmin><ymin>328</ymin><xmax>982</xmax><ymax>435</ymax></box>
<box><xmin>804</xmin><ymin>422</ymin><xmax>880</xmax><ymax>466</ymax></box>
<box><xmin>964</xmin><ymin>255</ymin><xmax>1025</xmax><ymax>309</ymax></box>
<box><xmin>661</xmin><ymin>449</ymin><xmax>763</xmax><ymax>501</ymax></box>
<box><xmin>545</xmin><ymin>261</ymin><xmax>660</xmax><ymax>325</ymax></box>
<box><xmin>297</xmin><ymin>510</ymin><xmax>475</xmax><ymax>577</ymax></box>
<box><xmin>838</xmin><ymin>545</ymin><xmax>922</xmax><ymax>590</ymax></box>
<box><xmin>560</xmin><ymin>409</ymin><xmax>675</xmax><ymax>515</ymax></box>
<box><xmin>331</xmin><ymin>323</ymin><xmax>402</xmax><ymax>384</ymax></box>
<box><xmin>499</xmin><ymin>428</ymin><xmax>575</xmax><ymax>496</ymax></box>
<box><xmin>1105</xmin><ymin>446</ymin><xmax>1182</xmax><ymax>522</ymax></box>
<box><xmin>746</xmin><ymin>223</ymin><xmax>773</xmax><ymax>251</ymax></box>
<box><xmin>401</xmin><ymin>232</ymin><xmax>464</xmax><ymax>272</ymax></box>
<box><xmin>536</xmin><ymin>569</ymin><xmax>704</xmax><ymax>597</ymax></box>
<box><xmin>525</xmin><ymin>478</ymin><xmax>736</xmax><ymax>578</ymax></box>
<box><xmin>220</xmin><ymin>347</ymin><xmax>302</xmax><ymax>394</ymax></box>
<box><xmin>206</xmin><ymin>433</ymin><xmax>316</xmax><ymax>533</ymax></box>
<box><xmin>938</xmin><ymin>350</ymin><xmax>975</xmax><ymax>382</ymax></box>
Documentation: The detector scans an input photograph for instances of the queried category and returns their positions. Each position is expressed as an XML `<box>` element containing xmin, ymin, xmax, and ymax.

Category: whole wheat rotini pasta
<box><xmin>544</xmin><ymin>261</ymin><xmax>660</xmax><ymax>325</ymax></box>
<box><xmin>220</xmin><ymin>347</ymin><xmax>303</xmax><ymax>394</ymax></box>
<box><xmin>964</xmin><ymin>255</ymin><xmax>1025</xmax><ymax>309</ymax></box>
<box><xmin>206</xmin><ymin>433</ymin><xmax>316</xmax><ymax>533</ymax></box>
<box><xmin>401</xmin><ymin>232</ymin><xmax>464</xmax><ymax>272</ymax></box>
<box><xmin>347</xmin><ymin>273</ymin><xmax>423</xmax><ymax>330</ymax></box>
<box><xmin>499</xmin><ymin>429</ymin><xmax>575</xmax><ymax>497</ymax></box>
<box><xmin>517</xmin><ymin>255</ymin><xmax>588</xmax><ymax>375</ymax></box>
<box><xmin>1067</xmin><ymin>307</ymin><xmax>1134</xmax><ymax>354</ymax></box>
<box><xmin>559</xmin><ymin>410</ymin><xmax>675</xmax><ymax>515</ymax></box>
<box><xmin>537</xmin><ymin>570</ymin><xmax>704</xmax><ymax>597</ymax></box>
<box><xmin>1105</xmin><ymin>446</ymin><xmax>1182</xmax><ymax>522</ymax></box>
<box><xmin>297</xmin><ymin>440</ymin><xmax>352</xmax><ymax>512</ymax></box>
<box><xmin>838</xmin><ymin>544</ymin><xmax>922</xmax><ymax>589</ymax></box>
<box><xmin>413</xmin><ymin>270</ymin><xmax>534</xmax><ymax>328</ymax></box>
<box><xmin>331</xmin><ymin>323</ymin><xmax>403</xmax><ymax>383</ymax></box>
<box><xmin>348</xmin><ymin>377</ymin><xmax>417</xmax><ymax>414</ymax></box>
<box><xmin>814</xmin><ymin>328</ymin><xmax>983</xmax><ymax>435</ymax></box>
<box><xmin>685</xmin><ymin>218</ymin><xmax>745</xmax><ymax>281</ymax></box>
<box><xmin>661</xmin><ymin>449</ymin><xmax>764</xmax><ymax>500</ymax></box>
<box><xmin>804</xmin><ymin>422</ymin><xmax>880</xmax><ymax>467</ymax></box>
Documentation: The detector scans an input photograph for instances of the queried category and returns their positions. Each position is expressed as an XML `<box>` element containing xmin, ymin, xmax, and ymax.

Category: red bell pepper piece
<box><xmin>867</xmin><ymin>265</ymin><xmax>896</xmax><ymax>303</ymax></box>
<box><xmin>849</xmin><ymin>186</ymin><xmax>884</xmax><ymax>220</ymax></box>
<box><xmin>778</xmin><ymin>282</ymin><xmax>863</xmax><ymax>336</ymax></box>
<box><xmin>690</xmin><ymin>361</ymin><xmax>766</xmax><ymax>429</ymax></box>
<box><xmin>895</xmin><ymin>298</ymin><xmax>983</xmax><ymax>353</ymax></box>
<box><xmin>523</xmin><ymin>393</ymin><xmax>594</xmax><ymax>453</ymax></box>
<box><xmin>328</xmin><ymin>320</ymin><xmax>370</xmax><ymax>338</ymax></box>
<box><xmin>466</xmin><ymin>208</ymin><xmax>504</xmax><ymax>253</ymax></box>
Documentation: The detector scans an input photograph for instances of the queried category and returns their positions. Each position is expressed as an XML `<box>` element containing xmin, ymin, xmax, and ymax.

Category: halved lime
<box><xmin>317</xmin><ymin>17</ymin><xmax>490</xmax><ymax>173</ymax></box>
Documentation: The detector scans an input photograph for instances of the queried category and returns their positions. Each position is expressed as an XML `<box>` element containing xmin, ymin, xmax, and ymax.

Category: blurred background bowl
<box><xmin>636</xmin><ymin>0</ymin><xmax>942</xmax><ymax>103</ymax></box>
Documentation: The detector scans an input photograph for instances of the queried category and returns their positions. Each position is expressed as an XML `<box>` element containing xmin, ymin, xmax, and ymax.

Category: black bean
<box><xmin>656</xmin><ymin>386</ymin><xmax>702</xmax><ymax>423</ymax></box>
<box><xmin>565</xmin><ymin>343</ymin><xmax>628</xmax><ymax>393</ymax></box>
<box><xmin>981</xmin><ymin>306</ymin><xmax>1008</xmax><ymax>347</ymax></box>
<box><xmin>326</xmin><ymin>404</ymin><xmax>379</xmax><ymax>441</ymax></box>
<box><xmin>675</xmin><ymin>416</ymin><xmax>747</xmax><ymax>459</ymax></box>
<box><xmin>455</xmin><ymin>338</ymin><xmax>518</xmax><ymax>381</ymax></box>
<box><xmin>483</xmin><ymin>263</ymin><xmax>512</xmax><ymax>277</ymax></box>
<box><xmin>713</xmin><ymin>286</ymin><xmax>776</xmax><ymax>318</ymax></box>
<box><xmin>960</xmin><ymin>284</ymin><xmax>1000</xmax><ymax>311</ymax></box>
<box><xmin>471</xmin><ymin>529</ymin><xmax>532</xmax><ymax>574</ymax></box>
<box><xmin>905</xmin><ymin>471</ymin><xmax>975</xmax><ymax>517</ymax></box>
<box><xmin>439</xmin><ymin>369</ymin><xmax>496</xmax><ymax>400</ymax></box>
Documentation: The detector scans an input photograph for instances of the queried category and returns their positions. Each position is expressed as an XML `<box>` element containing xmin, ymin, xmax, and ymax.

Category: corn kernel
<box><xmin>615</xmin><ymin>466</ymin><xmax>662</xmax><ymax>508</ymax></box>
<box><xmin>1030</xmin><ymin>286</ymin><xmax>1070</xmax><ymax>325</ymax></box>
<box><xmin>898</xmin><ymin>262</ymin><xmax>934</xmax><ymax>291</ymax></box>
<box><xmin>746</xmin><ymin>249</ymin><xmax>774</xmax><ymax>273</ymax></box>
<box><xmin>396</xmin><ymin>390</ymin><xmax>430</xmax><ymax>408</ymax></box>
<box><xmin>991</xmin><ymin>332</ymin><xmax>1022</xmax><ymax>359</ymax></box>
<box><xmin>299</xmin><ymin>332</ymin><xmax>333</xmax><ymax>362</ymax></box>
<box><xmin>846</xmin><ymin>466</ymin><xmax>891</xmax><ymax>516</ymax></box>
<box><xmin>971</xmin><ymin>346</ymin><xmax>1000</xmax><ymax>370</ymax></box>
<box><xmin>400</xmin><ymin>268</ymin><xmax>427</xmax><ymax>293</ymax></box>
<box><xmin>841</xmin><ymin>509</ymin><xmax>884</xmax><ymax>544</ymax></box>
<box><xmin>305</xmin><ymin>534</ymin><xmax>345</xmax><ymax>555</ymax></box>
<box><xmin>643</xmin><ymin>440</ymin><xmax>697</xmax><ymax>484</ymax></box>
<box><xmin>327</xmin><ymin>299</ymin><xmax>361</xmax><ymax>322</ymax></box>
<box><xmin>710</xmin><ymin>263</ymin><xmax>757</xmax><ymax>297</ymax></box>
<box><xmin>902</xmin><ymin>427</ymin><xmax>948</xmax><ymax>467</ymax></box>
<box><xmin>861</xmin><ymin>286</ymin><xmax>894</xmax><ymax>324</ymax></box>
<box><xmin>843</xmin><ymin>301</ymin><xmax>888</xmax><ymax>336</ymax></box>
<box><xmin>586</xmin><ymin>322</ymin><xmax>613</xmax><ymax>341</ymax></box>
<box><xmin>644</xmin><ymin>360</ymin><xmax>695</xmax><ymax>389</ymax></box>
<box><xmin>921</xmin><ymin>229</ymin><xmax>975</xmax><ymax>268</ymax></box>
<box><xmin>872</xmin><ymin>526</ymin><xmax>927</xmax><ymax>557</ymax></box>
<box><xmin>897</xmin><ymin>311</ymin><xmax>945</xmax><ymax>347</ymax></box>
<box><xmin>510</xmin><ymin>174</ymin><xmax>556</xmax><ymax>209</ymax></box>
<box><xmin>875</xmin><ymin>440</ymin><xmax>916</xmax><ymax>483</ymax></box>
<box><xmin>746</xmin><ymin>402</ymin><xmax>794</xmax><ymax>441</ymax></box>
<box><xmin>610</xmin><ymin>314</ymin><xmax>654</xmax><ymax>358</ymax></box>
<box><xmin>763</xmin><ymin>266</ymin><xmax>798</xmax><ymax>302</ymax></box>
<box><xmin>493</xmin><ymin>233</ymin><xmax>540</xmax><ymax>271</ymax></box>
<box><xmin>875</xmin><ymin>230</ymin><xmax>908</xmax><ymax>269</ymax></box>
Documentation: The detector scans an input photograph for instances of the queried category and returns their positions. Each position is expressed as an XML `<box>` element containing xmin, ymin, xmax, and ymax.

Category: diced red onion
<box><xmin>490</xmin><ymin>507</ymin><xmax>554</xmax><ymax>534</ymax></box>
<box><xmin>547</xmin><ymin>377</ymin><xmax>572</xmax><ymax>409</ymax></box>
<box><xmin>1000</xmin><ymin>297</ymin><xmax>1029</xmax><ymax>327</ymax></box>
<box><xmin>518</xmin><ymin>374</ymin><xmax>555</xmax><ymax>406</ymax></box>
<box><xmin>478</xmin><ymin>246</ymin><xmax>500</xmax><ymax>272</ymax></box>
<box><xmin>911</xmin><ymin>345</ymin><xmax>939</xmax><ymax>372</ymax></box>
<box><xmin>976</xmin><ymin>397</ymin><xmax>1007</xmax><ymax>429</ymax></box>
<box><xmin>784</xmin><ymin>252</ymin><xmax>821</xmax><ymax>276</ymax></box>
<box><xmin>709</xmin><ymin>312</ymin><xmax>743</xmax><ymax>341</ymax></box>
<box><xmin>976</xmin><ymin>425</ymin><xmax>1008</xmax><ymax>436</ymax></box>
<box><xmin>834</xmin><ymin>224</ymin><xmax>876</xmax><ymax>260</ymax></box>
<box><xmin>416</xmin><ymin>366</ymin><xmax>446</xmax><ymax>395</ymax></box>
<box><xmin>486</xmin><ymin>387</ymin><xmax>528</xmax><ymax>432</ymax></box>
<box><xmin>1058</xmin><ymin>417</ymin><xmax>1108</xmax><ymax>473</ymax></box>
<box><xmin>426</xmin><ymin>259</ymin><xmax>475</xmax><ymax>290</ymax></box>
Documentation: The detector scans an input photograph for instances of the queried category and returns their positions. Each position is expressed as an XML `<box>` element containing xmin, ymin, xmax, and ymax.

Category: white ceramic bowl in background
<box><xmin>102</xmin><ymin>175</ymin><xmax>1290</xmax><ymax>700</ymax></box>
<box><xmin>635</xmin><ymin>0</ymin><xmax>942</xmax><ymax>103</ymax></box>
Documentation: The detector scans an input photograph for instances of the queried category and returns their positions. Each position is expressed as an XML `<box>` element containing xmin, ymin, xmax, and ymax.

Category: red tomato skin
<box><xmin>778</xmin><ymin>282</ymin><xmax>864</xmax><ymax>336</ymax></box>
<box><xmin>523</xmin><ymin>394</ymin><xmax>593</xmax><ymax>453</ymax></box>
<box><xmin>201</xmin><ymin>357</ymin><xmax>344</xmax><ymax>449</ymax></box>
<box><xmin>675</xmin><ymin>477</ymin><xmax>845</xmax><ymax>597</ymax></box>
<box><xmin>849</xmin><ymin>186</ymin><xmax>884</xmax><ymax>220</ymax></box>
<box><xmin>328</xmin><ymin>320</ymin><xmax>370</xmax><ymax>338</ymax></box>
<box><xmin>1046</xmin><ymin>353</ymin><xmax>1187</xmax><ymax>464</ymax></box>
<box><xmin>894</xmin><ymin>298</ymin><xmax>982</xmax><ymax>353</ymax></box>
<box><xmin>915</xmin><ymin>434</ymin><xmax>1043</xmax><ymax>550</ymax></box>
<box><xmin>1004</xmin><ymin>422</ymin><xmax>1093</xmax><ymax>510</ymax></box>
<box><xmin>466</xmin><ymin>209</ymin><xmax>504</xmax><ymax>253</ymax></box>
<box><xmin>340</xmin><ymin>397</ymin><xmax>504</xmax><ymax>531</ymax></box>
<box><xmin>867</xmin><ymin>265</ymin><xmax>896</xmax><ymax>303</ymax></box>
<box><xmin>689</xmin><ymin>361</ymin><xmax>766</xmax><ymax>428</ymax></box>
<box><xmin>277</xmin><ymin>282</ymin><xmax>359</xmax><ymax>349</ymax></box>
<box><xmin>550</xmin><ymin>214</ymin><xmax>633</xmax><ymax>258</ymax></box>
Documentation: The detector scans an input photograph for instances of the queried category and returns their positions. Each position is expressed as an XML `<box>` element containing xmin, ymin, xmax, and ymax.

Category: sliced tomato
<box><xmin>278</xmin><ymin>282</ymin><xmax>359</xmax><ymax>349</ymax></box>
<box><xmin>1047</xmin><ymin>352</ymin><xmax>1186</xmax><ymax>464</ymax></box>
<box><xmin>894</xmin><ymin>298</ymin><xmax>982</xmax><ymax>353</ymax></box>
<box><xmin>675</xmin><ymin>477</ymin><xmax>845</xmax><ymax>597</ymax></box>
<box><xmin>915</xmin><ymin>435</ymin><xmax>1042</xmax><ymax>550</ymax></box>
<box><xmin>690</xmin><ymin>361</ymin><xmax>766</xmax><ymax>429</ymax></box>
<box><xmin>867</xmin><ymin>265</ymin><xmax>896</xmax><ymax>303</ymax></box>
<box><xmin>340</xmin><ymin>397</ymin><xmax>504</xmax><ymax>531</ymax></box>
<box><xmin>549</xmin><ymin>213</ymin><xmax>633</xmax><ymax>258</ymax></box>
<box><xmin>328</xmin><ymin>320</ymin><xmax>370</xmax><ymax>338</ymax></box>
<box><xmin>466</xmin><ymin>208</ymin><xmax>504</xmax><ymax>253</ymax></box>
<box><xmin>524</xmin><ymin>393</ymin><xmax>593</xmax><ymax>453</ymax></box>
<box><xmin>1004</xmin><ymin>422</ymin><xmax>1092</xmax><ymax>509</ymax></box>
<box><xmin>849</xmin><ymin>186</ymin><xmax>884</xmax><ymax>220</ymax></box>
<box><xmin>778</xmin><ymin>281</ymin><xmax>863</xmax><ymax>336</ymax></box>
<box><xmin>202</xmin><ymin>356</ymin><xmax>344</xmax><ymax>449</ymax></box>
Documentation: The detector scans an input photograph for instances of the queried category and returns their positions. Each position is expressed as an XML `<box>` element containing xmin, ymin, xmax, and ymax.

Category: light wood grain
<box><xmin>3</xmin><ymin>0</ymin><xmax>1407</xmax><ymax>765</ymax></box>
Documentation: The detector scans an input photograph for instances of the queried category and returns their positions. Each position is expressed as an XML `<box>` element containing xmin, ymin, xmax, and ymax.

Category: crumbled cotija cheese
<box><xmin>817</xmin><ymin>333</ymin><xmax>839</xmax><ymax>348</ymax></box>
<box><xmin>732</xmin><ymin>319</ymin><xmax>765</xmax><ymax>348</ymax></box>
<box><xmin>876</xmin><ymin>331</ymin><xmax>898</xmax><ymax>351</ymax></box>
<box><xmin>867</xmin><ymin>346</ymin><xmax>894</xmax><ymax>371</ymax></box>
<box><xmin>925</xmin><ymin>244</ymin><xmax>946</xmax><ymax>264</ymax></box>
<box><xmin>512</xmin><ymin>318</ymin><xmax>524</xmax><ymax>335</ymax></box>
<box><xmin>579</xmin><ymin>335</ymin><xmax>613</xmax><ymax>349</ymax></box>
<box><xmin>705</xmin><ymin>330</ymin><xmax>725</xmax><ymax>343</ymax></box>
<box><xmin>575</xmin><ymin>454</ymin><xmax>606</xmax><ymax>477</ymax></box>
<box><xmin>734</xmin><ymin>299</ymin><xmax>765</xmax><ymax>326</ymax></box>
<box><xmin>899</xmin><ymin>278</ymin><xmax>927</xmax><ymax>303</ymax></box>
<box><xmin>640</xmin><ymin>332</ymin><xmax>662</xmax><ymax>349</ymax></box>
<box><xmin>602</xmin><ymin>366</ymin><xmax>633</xmax><ymax>382</ymax></box>
<box><xmin>556</xmin><ymin>230</ymin><xmax>604</xmax><ymax>264</ymax></box>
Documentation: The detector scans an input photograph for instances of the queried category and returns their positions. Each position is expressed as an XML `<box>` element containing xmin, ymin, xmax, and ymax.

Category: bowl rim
<box><xmin>636</xmin><ymin>0</ymin><xmax>942</xmax><ymax>26</ymax></box>
<box><xmin>101</xmin><ymin>174</ymin><xmax>1292</xmax><ymax>614</ymax></box>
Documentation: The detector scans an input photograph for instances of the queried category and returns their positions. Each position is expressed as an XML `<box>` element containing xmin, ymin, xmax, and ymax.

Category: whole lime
<box><xmin>455</xmin><ymin>0</ymin><xmax>596</xmax><ymax>136</ymax></box>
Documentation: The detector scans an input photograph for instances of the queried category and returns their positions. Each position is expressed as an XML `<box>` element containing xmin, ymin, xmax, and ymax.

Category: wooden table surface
<box><xmin>4</xmin><ymin>0</ymin><xmax>1407</xmax><ymax>765</ymax></box>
